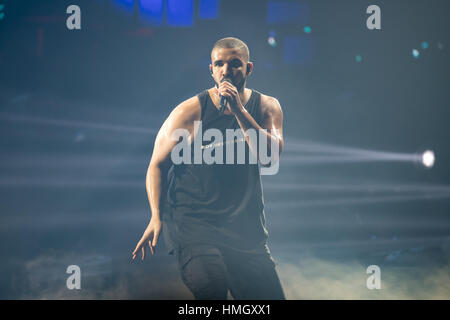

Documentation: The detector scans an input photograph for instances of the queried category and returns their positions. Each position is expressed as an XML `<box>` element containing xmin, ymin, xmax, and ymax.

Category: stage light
<box><xmin>112</xmin><ymin>0</ymin><xmax>135</xmax><ymax>15</ymax></box>
<box><xmin>139</xmin><ymin>0</ymin><xmax>164</xmax><ymax>26</ymax></box>
<box><xmin>0</xmin><ymin>3</ymin><xmax>5</xmax><ymax>21</ymax></box>
<box><xmin>0</xmin><ymin>112</ymin><xmax>157</xmax><ymax>135</ymax></box>
<box><xmin>422</xmin><ymin>150</ymin><xmax>435</xmax><ymax>168</ymax></box>
<box><xmin>303</xmin><ymin>26</ymin><xmax>311</xmax><ymax>33</ymax></box>
<box><xmin>412</xmin><ymin>49</ymin><xmax>420</xmax><ymax>58</ymax></box>
<box><xmin>282</xmin><ymin>138</ymin><xmax>438</xmax><ymax>169</ymax></box>
<box><xmin>268</xmin><ymin>36</ymin><xmax>277</xmax><ymax>47</ymax></box>
<box><xmin>198</xmin><ymin>0</ymin><xmax>219</xmax><ymax>19</ymax></box>
<box><xmin>268</xmin><ymin>30</ymin><xmax>277</xmax><ymax>47</ymax></box>
<box><xmin>167</xmin><ymin>0</ymin><xmax>194</xmax><ymax>26</ymax></box>
<box><xmin>421</xmin><ymin>41</ymin><xmax>429</xmax><ymax>49</ymax></box>
<box><xmin>355</xmin><ymin>55</ymin><xmax>362</xmax><ymax>62</ymax></box>
<box><xmin>267</xmin><ymin>1</ymin><xmax>310</xmax><ymax>25</ymax></box>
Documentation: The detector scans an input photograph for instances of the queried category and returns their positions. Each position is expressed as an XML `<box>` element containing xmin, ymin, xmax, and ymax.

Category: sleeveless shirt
<box><xmin>162</xmin><ymin>89</ymin><xmax>269</xmax><ymax>255</ymax></box>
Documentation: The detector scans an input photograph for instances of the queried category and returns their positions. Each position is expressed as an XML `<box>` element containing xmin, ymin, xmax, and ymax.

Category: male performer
<box><xmin>132</xmin><ymin>37</ymin><xmax>285</xmax><ymax>300</ymax></box>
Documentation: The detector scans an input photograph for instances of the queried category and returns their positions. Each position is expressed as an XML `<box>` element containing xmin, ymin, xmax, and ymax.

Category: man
<box><xmin>132</xmin><ymin>37</ymin><xmax>285</xmax><ymax>300</ymax></box>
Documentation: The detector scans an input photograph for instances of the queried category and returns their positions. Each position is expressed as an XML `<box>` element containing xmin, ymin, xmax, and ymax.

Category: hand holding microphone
<box><xmin>219</xmin><ymin>77</ymin><xmax>232</xmax><ymax>115</ymax></box>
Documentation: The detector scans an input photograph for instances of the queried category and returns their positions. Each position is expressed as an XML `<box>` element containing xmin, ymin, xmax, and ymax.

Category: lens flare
<box><xmin>422</xmin><ymin>150</ymin><xmax>435</xmax><ymax>168</ymax></box>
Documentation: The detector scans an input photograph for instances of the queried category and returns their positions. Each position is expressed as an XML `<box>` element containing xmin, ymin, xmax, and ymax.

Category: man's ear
<box><xmin>246</xmin><ymin>62</ymin><xmax>253</xmax><ymax>75</ymax></box>
<box><xmin>209</xmin><ymin>64</ymin><xmax>213</xmax><ymax>75</ymax></box>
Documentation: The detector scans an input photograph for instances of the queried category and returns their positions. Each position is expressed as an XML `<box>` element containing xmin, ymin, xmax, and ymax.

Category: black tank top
<box><xmin>162</xmin><ymin>89</ymin><xmax>269</xmax><ymax>255</ymax></box>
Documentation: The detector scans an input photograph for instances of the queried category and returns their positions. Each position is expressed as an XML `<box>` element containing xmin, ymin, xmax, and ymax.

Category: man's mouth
<box><xmin>221</xmin><ymin>77</ymin><xmax>234</xmax><ymax>85</ymax></box>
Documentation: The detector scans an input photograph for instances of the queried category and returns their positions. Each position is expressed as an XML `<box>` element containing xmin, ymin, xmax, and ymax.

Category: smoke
<box><xmin>277</xmin><ymin>255</ymin><xmax>450</xmax><ymax>299</ymax></box>
<box><xmin>9</xmin><ymin>247</ymin><xmax>450</xmax><ymax>299</ymax></box>
<box><xmin>16</xmin><ymin>251</ymin><xmax>191</xmax><ymax>300</ymax></box>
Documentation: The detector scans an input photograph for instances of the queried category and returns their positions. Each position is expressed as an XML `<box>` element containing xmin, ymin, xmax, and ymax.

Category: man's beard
<box><xmin>233</xmin><ymin>77</ymin><xmax>246</xmax><ymax>92</ymax></box>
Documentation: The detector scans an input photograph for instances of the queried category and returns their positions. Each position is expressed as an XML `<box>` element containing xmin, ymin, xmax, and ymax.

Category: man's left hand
<box><xmin>214</xmin><ymin>82</ymin><xmax>244</xmax><ymax>115</ymax></box>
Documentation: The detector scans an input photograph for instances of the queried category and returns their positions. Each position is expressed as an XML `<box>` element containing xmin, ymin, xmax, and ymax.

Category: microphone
<box><xmin>219</xmin><ymin>77</ymin><xmax>232</xmax><ymax>115</ymax></box>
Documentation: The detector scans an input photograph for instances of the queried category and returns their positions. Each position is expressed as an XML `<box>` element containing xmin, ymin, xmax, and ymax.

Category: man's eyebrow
<box><xmin>213</xmin><ymin>58</ymin><xmax>242</xmax><ymax>65</ymax></box>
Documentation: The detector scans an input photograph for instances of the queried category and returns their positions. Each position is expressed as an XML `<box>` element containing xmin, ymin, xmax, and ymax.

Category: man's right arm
<box><xmin>146</xmin><ymin>96</ymin><xmax>201</xmax><ymax>221</ymax></box>
<box><xmin>132</xmin><ymin>96</ymin><xmax>201</xmax><ymax>260</ymax></box>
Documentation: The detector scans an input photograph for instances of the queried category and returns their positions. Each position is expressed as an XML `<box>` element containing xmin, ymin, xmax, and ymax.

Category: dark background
<box><xmin>0</xmin><ymin>0</ymin><xmax>449</xmax><ymax>299</ymax></box>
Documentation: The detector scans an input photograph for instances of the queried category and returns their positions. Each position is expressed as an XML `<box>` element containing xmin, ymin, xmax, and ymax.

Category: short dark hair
<box><xmin>211</xmin><ymin>37</ymin><xmax>250</xmax><ymax>62</ymax></box>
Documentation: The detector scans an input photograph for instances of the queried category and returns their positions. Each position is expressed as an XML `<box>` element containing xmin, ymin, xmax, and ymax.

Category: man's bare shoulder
<box><xmin>259</xmin><ymin>92</ymin><xmax>283</xmax><ymax>116</ymax></box>
<box><xmin>169</xmin><ymin>95</ymin><xmax>202</xmax><ymax>124</ymax></box>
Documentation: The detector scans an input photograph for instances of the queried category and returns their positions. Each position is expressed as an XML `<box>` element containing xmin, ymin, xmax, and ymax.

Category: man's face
<box><xmin>210</xmin><ymin>47</ymin><xmax>250</xmax><ymax>92</ymax></box>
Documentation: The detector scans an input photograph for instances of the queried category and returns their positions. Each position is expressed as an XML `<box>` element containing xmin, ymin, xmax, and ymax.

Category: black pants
<box><xmin>175</xmin><ymin>244</ymin><xmax>286</xmax><ymax>300</ymax></box>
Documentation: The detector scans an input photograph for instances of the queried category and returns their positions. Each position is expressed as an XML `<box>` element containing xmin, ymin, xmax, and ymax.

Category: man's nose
<box><xmin>222</xmin><ymin>63</ymin><xmax>231</xmax><ymax>76</ymax></box>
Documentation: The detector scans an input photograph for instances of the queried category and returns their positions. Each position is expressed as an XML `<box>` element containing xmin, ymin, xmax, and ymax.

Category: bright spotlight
<box><xmin>412</xmin><ymin>49</ymin><xmax>420</xmax><ymax>58</ymax></box>
<box><xmin>422</xmin><ymin>150</ymin><xmax>435</xmax><ymax>168</ymax></box>
<box><xmin>268</xmin><ymin>36</ymin><xmax>277</xmax><ymax>47</ymax></box>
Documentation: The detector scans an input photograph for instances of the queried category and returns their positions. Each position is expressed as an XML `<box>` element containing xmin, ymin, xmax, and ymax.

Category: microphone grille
<box><xmin>221</xmin><ymin>77</ymin><xmax>233</xmax><ymax>84</ymax></box>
